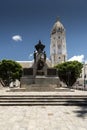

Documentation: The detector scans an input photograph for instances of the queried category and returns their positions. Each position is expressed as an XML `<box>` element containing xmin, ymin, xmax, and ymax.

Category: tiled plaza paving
<box><xmin>0</xmin><ymin>105</ymin><xmax>87</xmax><ymax>130</ymax></box>
<box><xmin>0</xmin><ymin>87</ymin><xmax>87</xmax><ymax>130</ymax></box>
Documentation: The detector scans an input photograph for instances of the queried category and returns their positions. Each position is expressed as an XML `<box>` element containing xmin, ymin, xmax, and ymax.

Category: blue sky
<box><xmin>0</xmin><ymin>0</ymin><xmax>87</xmax><ymax>61</ymax></box>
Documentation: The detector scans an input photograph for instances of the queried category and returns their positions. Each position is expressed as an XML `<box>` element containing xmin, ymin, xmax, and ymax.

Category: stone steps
<box><xmin>0</xmin><ymin>95</ymin><xmax>87</xmax><ymax>106</ymax></box>
<box><xmin>9</xmin><ymin>85</ymin><xmax>73</xmax><ymax>92</ymax></box>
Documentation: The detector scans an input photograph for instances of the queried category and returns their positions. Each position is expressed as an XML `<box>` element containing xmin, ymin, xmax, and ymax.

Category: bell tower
<box><xmin>50</xmin><ymin>18</ymin><xmax>67</xmax><ymax>66</ymax></box>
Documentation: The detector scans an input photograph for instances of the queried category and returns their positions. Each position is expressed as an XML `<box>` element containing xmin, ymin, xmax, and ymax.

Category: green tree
<box><xmin>55</xmin><ymin>61</ymin><xmax>83</xmax><ymax>87</ymax></box>
<box><xmin>0</xmin><ymin>59</ymin><xmax>23</xmax><ymax>86</ymax></box>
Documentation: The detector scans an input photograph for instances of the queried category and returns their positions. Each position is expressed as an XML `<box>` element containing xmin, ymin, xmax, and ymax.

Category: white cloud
<box><xmin>28</xmin><ymin>53</ymin><xmax>33</xmax><ymax>59</ymax></box>
<box><xmin>29</xmin><ymin>53</ymin><xmax>33</xmax><ymax>57</ymax></box>
<box><xmin>68</xmin><ymin>55</ymin><xmax>84</xmax><ymax>63</ymax></box>
<box><xmin>12</xmin><ymin>35</ymin><xmax>22</xmax><ymax>42</ymax></box>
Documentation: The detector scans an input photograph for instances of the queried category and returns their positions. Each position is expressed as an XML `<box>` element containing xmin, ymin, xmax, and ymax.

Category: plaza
<box><xmin>0</xmin><ymin>87</ymin><xmax>87</xmax><ymax>130</ymax></box>
<box><xmin>0</xmin><ymin>105</ymin><xmax>87</xmax><ymax>130</ymax></box>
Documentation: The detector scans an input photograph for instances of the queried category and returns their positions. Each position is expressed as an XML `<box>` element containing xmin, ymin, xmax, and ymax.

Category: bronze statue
<box><xmin>34</xmin><ymin>40</ymin><xmax>46</xmax><ymax>73</ymax></box>
<box><xmin>34</xmin><ymin>51</ymin><xmax>36</xmax><ymax>62</ymax></box>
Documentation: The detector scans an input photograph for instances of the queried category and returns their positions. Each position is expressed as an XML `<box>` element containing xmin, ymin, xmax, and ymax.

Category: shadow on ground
<box><xmin>66</xmin><ymin>98</ymin><xmax>87</xmax><ymax>118</ymax></box>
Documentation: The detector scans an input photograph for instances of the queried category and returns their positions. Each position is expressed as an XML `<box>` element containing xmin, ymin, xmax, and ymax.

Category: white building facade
<box><xmin>50</xmin><ymin>19</ymin><xmax>67</xmax><ymax>67</ymax></box>
<box><xmin>77</xmin><ymin>63</ymin><xmax>87</xmax><ymax>86</ymax></box>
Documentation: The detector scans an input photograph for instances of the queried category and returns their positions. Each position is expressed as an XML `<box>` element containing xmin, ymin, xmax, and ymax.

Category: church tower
<box><xmin>50</xmin><ymin>18</ymin><xmax>67</xmax><ymax>66</ymax></box>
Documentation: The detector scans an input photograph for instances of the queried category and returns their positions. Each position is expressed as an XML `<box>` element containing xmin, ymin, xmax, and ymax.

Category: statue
<box><xmin>44</xmin><ymin>51</ymin><xmax>46</xmax><ymax>62</ymax></box>
<box><xmin>34</xmin><ymin>51</ymin><xmax>36</xmax><ymax>62</ymax></box>
<box><xmin>35</xmin><ymin>40</ymin><xmax>45</xmax><ymax>52</ymax></box>
<box><xmin>34</xmin><ymin>40</ymin><xmax>46</xmax><ymax>73</ymax></box>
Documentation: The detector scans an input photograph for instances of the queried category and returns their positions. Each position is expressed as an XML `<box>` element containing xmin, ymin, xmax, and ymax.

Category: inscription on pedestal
<box><xmin>47</xmin><ymin>68</ymin><xmax>57</xmax><ymax>76</ymax></box>
<box><xmin>23</xmin><ymin>68</ymin><xmax>33</xmax><ymax>76</ymax></box>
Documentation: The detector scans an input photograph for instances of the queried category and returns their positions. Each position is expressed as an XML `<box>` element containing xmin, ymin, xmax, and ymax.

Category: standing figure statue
<box><xmin>34</xmin><ymin>40</ymin><xmax>47</xmax><ymax>75</ymax></box>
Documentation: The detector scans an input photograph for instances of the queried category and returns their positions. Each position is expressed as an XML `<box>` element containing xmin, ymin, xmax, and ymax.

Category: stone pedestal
<box><xmin>21</xmin><ymin>75</ymin><xmax>60</xmax><ymax>86</ymax></box>
<box><xmin>20</xmin><ymin>41</ymin><xmax>60</xmax><ymax>91</ymax></box>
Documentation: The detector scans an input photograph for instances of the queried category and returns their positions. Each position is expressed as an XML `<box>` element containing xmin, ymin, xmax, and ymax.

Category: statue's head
<box><xmin>35</xmin><ymin>40</ymin><xmax>45</xmax><ymax>53</ymax></box>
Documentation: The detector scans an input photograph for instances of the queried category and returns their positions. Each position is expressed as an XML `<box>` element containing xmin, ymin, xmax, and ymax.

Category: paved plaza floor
<box><xmin>0</xmin><ymin>105</ymin><xmax>87</xmax><ymax>130</ymax></box>
<box><xmin>0</xmin><ymin>87</ymin><xmax>87</xmax><ymax>130</ymax></box>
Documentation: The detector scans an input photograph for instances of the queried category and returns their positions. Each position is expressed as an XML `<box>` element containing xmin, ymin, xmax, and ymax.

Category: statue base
<box><xmin>21</xmin><ymin>76</ymin><xmax>60</xmax><ymax>86</ymax></box>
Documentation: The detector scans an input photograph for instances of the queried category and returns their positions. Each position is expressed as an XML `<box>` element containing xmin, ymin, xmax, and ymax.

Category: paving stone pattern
<box><xmin>0</xmin><ymin>106</ymin><xmax>87</xmax><ymax>130</ymax></box>
<box><xmin>0</xmin><ymin>86</ymin><xmax>87</xmax><ymax>130</ymax></box>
